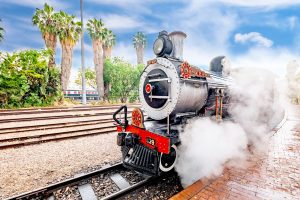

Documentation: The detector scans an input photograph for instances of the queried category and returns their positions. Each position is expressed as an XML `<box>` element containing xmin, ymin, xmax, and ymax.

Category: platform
<box><xmin>171</xmin><ymin>107</ymin><xmax>300</xmax><ymax>200</ymax></box>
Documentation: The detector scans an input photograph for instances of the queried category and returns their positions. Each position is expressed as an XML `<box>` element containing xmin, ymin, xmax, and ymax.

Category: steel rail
<box><xmin>102</xmin><ymin>176</ymin><xmax>157</xmax><ymax>200</ymax></box>
<box><xmin>6</xmin><ymin>163</ymin><xmax>124</xmax><ymax>200</ymax></box>
<box><xmin>102</xmin><ymin>171</ymin><xmax>174</xmax><ymax>200</ymax></box>
<box><xmin>0</xmin><ymin>103</ymin><xmax>140</xmax><ymax>114</ymax></box>
<box><xmin>0</xmin><ymin>128</ymin><xmax>116</xmax><ymax>150</ymax></box>
<box><xmin>0</xmin><ymin>124</ymin><xmax>116</xmax><ymax>143</ymax></box>
<box><xmin>0</xmin><ymin>110</ymin><xmax>131</xmax><ymax>123</ymax></box>
<box><xmin>0</xmin><ymin>104</ymin><xmax>139</xmax><ymax>116</ymax></box>
<box><xmin>0</xmin><ymin>115</ymin><xmax>135</xmax><ymax>134</ymax></box>
<box><xmin>6</xmin><ymin>163</ymin><xmax>168</xmax><ymax>200</ymax></box>
<box><xmin>0</xmin><ymin>119</ymin><xmax>114</xmax><ymax>134</ymax></box>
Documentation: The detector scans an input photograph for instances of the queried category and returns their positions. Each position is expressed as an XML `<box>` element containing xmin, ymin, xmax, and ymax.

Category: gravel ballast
<box><xmin>0</xmin><ymin>132</ymin><xmax>121</xmax><ymax>199</ymax></box>
<box><xmin>122</xmin><ymin>172</ymin><xmax>183</xmax><ymax>200</ymax></box>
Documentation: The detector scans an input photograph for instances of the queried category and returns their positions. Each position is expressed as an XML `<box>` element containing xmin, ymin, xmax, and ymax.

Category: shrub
<box><xmin>0</xmin><ymin>49</ymin><xmax>61</xmax><ymax>108</ymax></box>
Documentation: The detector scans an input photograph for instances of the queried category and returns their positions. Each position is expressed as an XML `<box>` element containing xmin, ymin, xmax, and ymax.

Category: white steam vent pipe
<box><xmin>169</xmin><ymin>31</ymin><xmax>187</xmax><ymax>60</ymax></box>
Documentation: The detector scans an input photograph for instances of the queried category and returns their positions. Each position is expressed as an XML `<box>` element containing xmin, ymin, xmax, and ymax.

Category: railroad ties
<box><xmin>6</xmin><ymin>163</ymin><xmax>157</xmax><ymax>200</ymax></box>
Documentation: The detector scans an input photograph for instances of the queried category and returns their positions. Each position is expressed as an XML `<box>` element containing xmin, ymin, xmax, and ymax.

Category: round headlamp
<box><xmin>153</xmin><ymin>38</ymin><xmax>164</xmax><ymax>55</ymax></box>
<box><xmin>153</xmin><ymin>31</ymin><xmax>173</xmax><ymax>57</ymax></box>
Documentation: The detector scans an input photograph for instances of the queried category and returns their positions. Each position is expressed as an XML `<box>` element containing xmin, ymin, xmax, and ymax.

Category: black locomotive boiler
<box><xmin>113</xmin><ymin>30</ymin><xmax>232</xmax><ymax>176</ymax></box>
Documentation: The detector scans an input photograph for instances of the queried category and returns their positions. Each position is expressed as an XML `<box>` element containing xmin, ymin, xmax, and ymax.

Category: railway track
<box><xmin>0</xmin><ymin>105</ymin><xmax>137</xmax><ymax>149</ymax></box>
<box><xmin>0</xmin><ymin>125</ymin><xmax>116</xmax><ymax>149</ymax></box>
<box><xmin>0</xmin><ymin>118</ymin><xmax>114</xmax><ymax>134</ymax></box>
<box><xmin>6</xmin><ymin>163</ymin><xmax>160</xmax><ymax>200</ymax></box>
<box><xmin>0</xmin><ymin>117</ymin><xmax>137</xmax><ymax>149</ymax></box>
<box><xmin>0</xmin><ymin>103</ymin><xmax>139</xmax><ymax>116</ymax></box>
<box><xmin>0</xmin><ymin>110</ymin><xmax>132</xmax><ymax>123</ymax></box>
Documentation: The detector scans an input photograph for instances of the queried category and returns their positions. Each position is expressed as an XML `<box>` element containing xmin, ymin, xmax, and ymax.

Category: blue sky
<box><xmin>1</xmin><ymin>0</ymin><xmax>300</xmax><ymax>88</ymax></box>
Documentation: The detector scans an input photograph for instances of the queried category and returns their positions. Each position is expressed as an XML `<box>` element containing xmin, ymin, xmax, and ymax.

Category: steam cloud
<box><xmin>175</xmin><ymin>67</ymin><xmax>285</xmax><ymax>187</ymax></box>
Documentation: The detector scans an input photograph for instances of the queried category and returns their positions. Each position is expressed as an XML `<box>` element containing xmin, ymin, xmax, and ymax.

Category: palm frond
<box><xmin>0</xmin><ymin>19</ymin><xmax>4</xmax><ymax>42</ymax></box>
<box><xmin>55</xmin><ymin>11</ymin><xmax>82</xmax><ymax>45</ymax></box>
<box><xmin>133</xmin><ymin>32</ymin><xmax>147</xmax><ymax>48</ymax></box>
<box><xmin>86</xmin><ymin>18</ymin><xmax>106</xmax><ymax>41</ymax></box>
<box><xmin>32</xmin><ymin>3</ymin><xmax>57</xmax><ymax>34</ymax></box>
<box><xmin>103</xmin><ymin>28</ymin><xmax>116</xmax><ymax>47</ymax></box>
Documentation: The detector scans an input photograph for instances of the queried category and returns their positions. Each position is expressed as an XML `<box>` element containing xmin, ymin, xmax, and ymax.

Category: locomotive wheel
<box><xmin>159</xmin><ymin>145</ymin><xmax>178</xmax><ymax>172</ymax></box>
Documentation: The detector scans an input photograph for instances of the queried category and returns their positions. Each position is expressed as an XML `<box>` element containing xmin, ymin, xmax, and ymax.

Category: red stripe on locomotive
<box><xmin>116</xmin><ymin>125</ymin><xmax>170</xmax><ymax>154</ymax></box>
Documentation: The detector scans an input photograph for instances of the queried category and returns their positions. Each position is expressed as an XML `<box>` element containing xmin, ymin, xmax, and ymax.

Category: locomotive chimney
<box><xmin>169</xmin><ymin>31</ymin><xmax>187</xmax><ymax>60</ymax></box>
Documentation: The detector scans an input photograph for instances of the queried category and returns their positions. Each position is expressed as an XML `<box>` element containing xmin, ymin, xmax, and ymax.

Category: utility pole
<box><xmin>80</xmin><ymin>0</ymin><xmax>87</xmax><ymax>104</ymax></box>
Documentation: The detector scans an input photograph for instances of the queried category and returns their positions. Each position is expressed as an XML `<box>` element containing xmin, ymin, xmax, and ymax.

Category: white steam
<box><xmin>175</xmin><ymin>67</ymin><xmax>285</xmax><ymax>187</ymax></box>
<box><xmin>176</xmin><ymin>119</ymin><xmax>248</xmax><ymax>186</ymax></box>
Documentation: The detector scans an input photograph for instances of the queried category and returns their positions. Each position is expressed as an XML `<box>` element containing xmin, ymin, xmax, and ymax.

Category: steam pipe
<box><xmin>215</xmin><ymin>94</ymin><xmax>219</xmax><ymax>121</ymax></box>
<box><xmin>219</xmin><ymin>95</ymin><xmax>223</xmax><ymax>121</ymax></box>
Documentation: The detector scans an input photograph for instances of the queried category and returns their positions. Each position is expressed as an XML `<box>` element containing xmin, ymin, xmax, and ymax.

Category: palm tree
<box><xmin>133</xmin><ymin>32</ymin><xmax>147</xmax><ymax>65</ymax></box>
<box><xmin>86</xmin><ymin>18</ymin><xmax>106</xmax><ymax>100</ymax></box>
<box><xmin>32</xmin><ymin>3</ymin><xmax>57</xmax><ymax>67</ymax></box>
<box><xmin>55</xmin><ymin>11</ymin><xmax>82</xmax><ymax>91</ymax></box>
<box><xmin>0</xmin><ymin>19</ymin><xmax>4</xmax><ymax>42</ymax></box>
<box><xmin>103</xmin><ymin>28</ymin><xmax>116</xmax><ymax>59</ymax></box>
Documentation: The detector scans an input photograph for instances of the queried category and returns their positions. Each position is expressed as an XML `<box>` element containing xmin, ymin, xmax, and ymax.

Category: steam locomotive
<box><xmin>113</xmin><ymin>30</ymin><xmax>232</xmax><ymax>176</ymax></box>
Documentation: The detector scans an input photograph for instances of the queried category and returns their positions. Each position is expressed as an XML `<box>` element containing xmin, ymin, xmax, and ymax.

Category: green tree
<box><xmin>86</xmin><ymin>18</ymin><xmax>106</xmax><ymax>100</ymax></box>
<box><xmin>104</xmin><ymin>58</ymin><xmax>143</xmax><ymax>103</ymax></box>
<box><xmin>75</xmin><ymin>68</ymin><xmax>97</xmax><ymax>89</ymax></box>
<box><xmin>286</xmin><ymin>60</ymin><xmax>300</xmax><ymax>104</ymax></box>
<box><xmin>103</xmin><ymin>28</ymin><xmax>116</xmax><ymax>59</ymax></box>
<box><xmin>133</xmin><ymin>32</ymin><xmax>147</xmax><ymax>65</ymax></box>
<box><xmin>55</xmin><ymin>11</ymin><xmax>82</xmax><ymax>91</ymax></box>
<box><xmin>32</xmin><ymin>3</ymin><xmax>57</xmax><ymax>67</ymax></box>
<box><xmin>102</xmin><ymin>28</ymin><xmax>116</xmax><ymax>100</ymax></box>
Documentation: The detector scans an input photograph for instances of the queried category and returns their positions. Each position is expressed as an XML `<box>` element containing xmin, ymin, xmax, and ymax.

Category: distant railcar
<box><xmin>64</xmin><ymin>90</ymin><xmax>99</xmax><ymax>101</ymax></box>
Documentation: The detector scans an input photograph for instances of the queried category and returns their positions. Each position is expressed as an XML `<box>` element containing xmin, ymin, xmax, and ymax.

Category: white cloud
<box><xmin>234</xmin><ymin>32</ymin><xmax>273</xmax><ymax>47</ymax></box>
<box><xmin>73</xmin><ymin>41</ymin><xmax>93</xmax><ymax>54</ymax></box>
<box><xmin>1</xmin><ymin>0</ymin><xmax>69</xmax><ymax>9</ymax></box>
<box><xmin>102</xmin><ymin>14</ymin><xmax>143</xmax><ymax>30</ymax></box>
<box><xmin>85</xmin><ymin>0</ymin><xmax>146</xmax><ymax>8</ymax></box>
<box><xmin>158</xmin><ymin>3</ymin><xmax>238</xmax><ymax>67</ymax></box>
<box><xmin>230</xmin><ymin>47</ymin><xmax>298</xmax><ymax>76</ymax></box>
<box><xmin>112</xmin><ymin>42</ymin><xmax>137</xmax><ymax>64</ymax></box>
<box><xmin>85</xmin><ymin>0</ymin><xmax>180</xmax><ymax>15</ymax></box>
<box><xmin>288</xmin><ymin>16</ymin><xmax>298</xmax><ymax>30</ymax></box>
<box><xmin>159</xmin><ymin>2</ymin><xmax>298</xmax><ymax>77</ymax></box>
<box><xmin>255</xmin><ymin>15</ymin><xmax>299</xmax><ymax>30</ymax></box>
<box><xmin>77</xmin><ymin>12</ymin><xmax>160</xmax><ymax>34</ymax></box>
<box><xmin>98</xmin><ymin>14</ymin><xmax>159</xmax><ymax>33</ymax></box>
<box><xmin>85</xmin><ymin>0</ymin><xmax>144</xmax><ymax>7</ymax></box>
<box><xmin>212</xmin><ymin>0</ymin><xmax>300</xmax><ymax>8</ymax></box>
<box><xmin>86</xmin><ymin>0</ymin><xmax>300</xmax><ymax>9</ymax></box>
